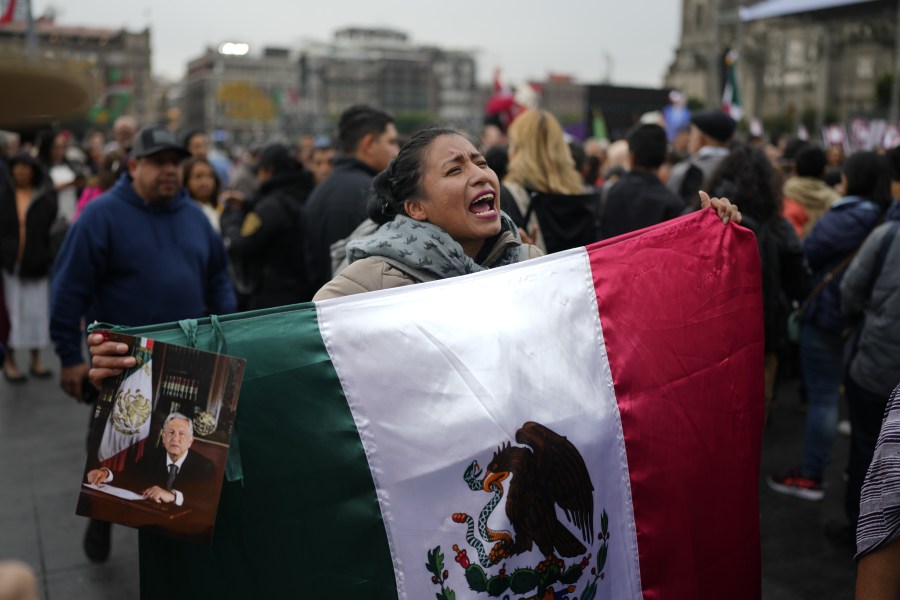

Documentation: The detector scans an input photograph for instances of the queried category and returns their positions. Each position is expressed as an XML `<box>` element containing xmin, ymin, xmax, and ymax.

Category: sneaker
<box><xmin>767</xmin><ymin>468</ymin><xmax>825</xmax><ymax>501</ymax></box>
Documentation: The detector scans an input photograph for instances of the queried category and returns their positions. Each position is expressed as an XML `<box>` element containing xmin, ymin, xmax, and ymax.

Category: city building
<box><xmin>298</xmin><ymin>27</ymin><xmax>480</xmax><ymax>134</ymax></box>
<box><xmin>532</xmin><ymin>74</ymin><xmax>588</xmax><ymax>131</ymax></box>
<box><xmin>0</xmin><ymin>15</ymin><xmax>153</xmax><ymax>126</ymax></box>
<box><xmin>182</xmin><ymin>45</ymin><xmax>303</xmax><ymax>144</ymax></box>
<box><xmin>666</xmin><ymin>0</ymin><xmax>900</xmax><ymax>126</ymax></box>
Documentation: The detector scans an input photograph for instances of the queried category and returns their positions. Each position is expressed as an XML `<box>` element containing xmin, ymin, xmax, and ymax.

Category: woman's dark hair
<box><xmin>183</xmin><ymin>156</ymin><xmax>221</xmax><ymax>208</ymax></box>
<box><xmin>36</xmin><ymin>130</ymin><xmax>62</xmax><ymax>166</ymax></box>
<box><xmin>366</xmin><ymin>126</ymin><xmax>461</xmax><ymax>225</ymax></box>
<box><xmin>824</xmin><ymin>167</ymin><xmax>842</xmax><ymax>189</ymax></box>
<box><xmin>843</xmin><ymin>151</ymin><xmax>892</xmax><ymax>210</ymax></box>
<box><xmin>484</xmin><ymin>145</ymin><xmax>509</xmax><ymax>182</ymax></box>
<box><xmin>707</xmin><ymin>142</ymin><xmax>782</xmax><ymax>223</ymax></box>
<box><xmin>794</xmin><ymin>145</ymin><xmax>827</xmax><ymax>179</ymax></box>
<box><xmin>8</xmin><ymin>152</ymin><xmax>45</xmax><ymax>188</ymax></box>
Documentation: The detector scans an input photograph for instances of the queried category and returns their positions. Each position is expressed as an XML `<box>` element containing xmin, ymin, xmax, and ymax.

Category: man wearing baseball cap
<box><xmin>48</xmin><ymin>125</ymin><xmax>237</xmax><ymax>562</ymax></box>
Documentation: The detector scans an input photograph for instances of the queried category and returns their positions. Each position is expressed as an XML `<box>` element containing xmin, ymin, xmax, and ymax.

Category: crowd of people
<box><xmin>1</xmin><ymin>100</ymin><xmax>899</xmax><ymax>595</ymax></box>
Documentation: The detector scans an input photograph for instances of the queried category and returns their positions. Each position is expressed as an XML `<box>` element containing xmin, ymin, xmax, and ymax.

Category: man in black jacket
<box><xmin>599</xmin><ymin>124</ymin><xmax>686</xmax><ymax>240</ymax></box>
<box><xmin>221</xmin><ymin>143</ymin><xmax>316</xmax><ymax>309</ymax></box>
<box><xmin>304</xmin><ymin>105</ymin><xmax>398</xmax><ymax>292</ymax></box>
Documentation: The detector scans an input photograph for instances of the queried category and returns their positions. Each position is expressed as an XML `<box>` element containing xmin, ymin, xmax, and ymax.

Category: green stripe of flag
<box><xmin>114</xmin><ymin>304</ymin><xmax>397</xmax><ymax>598</ymax></box>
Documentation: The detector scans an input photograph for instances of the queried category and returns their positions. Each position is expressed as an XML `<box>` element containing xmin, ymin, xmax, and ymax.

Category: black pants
<box><xmin>845</xmin><ymin>375</ymin><xmax>890</xmax><ymax>530</ymax></box>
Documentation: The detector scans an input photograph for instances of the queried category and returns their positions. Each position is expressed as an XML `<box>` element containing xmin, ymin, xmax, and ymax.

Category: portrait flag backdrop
<box><xmin>97</xmin><ymin>337</ymin><xmax>154</xmax><ymax>467</ymax></box>
<box><xmin>104</xmin><ymin>209</ymin><xmax>764</xmax><ymax>600</ymax></box>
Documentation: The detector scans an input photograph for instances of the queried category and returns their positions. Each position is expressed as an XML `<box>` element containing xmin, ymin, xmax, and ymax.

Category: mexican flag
<box><xmin>722</xmin><ymin>49</ymin><xmax>743</xmax><ymax>122</ymax></box>
<box><xmin>115</xmin><ymin>210</ymin><xmax>763</xmax><ymax>599</ymax></box>
<box><xmin>97</xmin><ymin>338</ymin><xmax>154</xmax><ymax>466</ymax></box>
<box><xmin>0</xmin><ymin>0</ymin><xmax>16</xmax><ymax>24</ymax></box>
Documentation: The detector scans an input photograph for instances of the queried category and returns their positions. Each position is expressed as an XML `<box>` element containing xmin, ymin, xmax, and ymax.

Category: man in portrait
<box><xmin>86</xmin><ymin>412</ymin><xmax>216</xmax><ymax>510</ymax></box>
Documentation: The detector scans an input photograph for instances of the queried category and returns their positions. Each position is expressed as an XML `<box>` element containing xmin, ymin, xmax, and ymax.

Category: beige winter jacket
<box><xmin>782</xmin><ymin>176</ymin><xmax>839</xmax><ymax>238</ymax></box>
<box><xmin>313</xmin><ymin>231</ymin><xmax>542</xmax><ymax>301</ymax></box>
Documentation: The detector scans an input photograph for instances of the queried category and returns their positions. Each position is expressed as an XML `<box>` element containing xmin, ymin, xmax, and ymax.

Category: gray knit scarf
<box><xmin>345</xmin><ymin>213</ymin><xmax>522</xmax><ymax>280</ymax></box>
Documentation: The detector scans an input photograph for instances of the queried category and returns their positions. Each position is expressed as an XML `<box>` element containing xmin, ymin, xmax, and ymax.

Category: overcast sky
<box><xmin>33</xmin><ymin>0</ymin><xmax>682</xmax><ymax>87</ymax></box>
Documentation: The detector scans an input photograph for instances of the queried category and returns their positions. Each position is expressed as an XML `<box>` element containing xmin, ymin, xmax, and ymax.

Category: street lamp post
<box><xmin>891</xmin><ymin>0</ymin><xmax>900</xmax><ymax>122</ymax></box>
<box><xmin>24</xmin><ymin>0</ymin><xmax>37</xmax><ymax>59</ymax></box>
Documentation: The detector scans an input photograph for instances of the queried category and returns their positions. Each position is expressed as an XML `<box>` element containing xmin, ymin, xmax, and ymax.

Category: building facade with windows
<box><xmin>298</xmin><ymin>28</ymin><xmax>480</xmax><ymax>134</ymax></box>
<box><xmin>182</xmin><ymin>46</ymin><xmax>303</xmax><ymax>144</ymax></box>
<box><xmin>666</xmin><ymin>0</ymin><xmax>899</xmax><ymax>125</ymax></box>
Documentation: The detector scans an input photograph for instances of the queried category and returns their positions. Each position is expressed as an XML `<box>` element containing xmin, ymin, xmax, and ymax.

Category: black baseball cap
<box><xmin>690</xmin><ymin>110</ymin><xmax>736</xmax><ymax>143</ymax></box>
<box><xmin>131</xmin><ymin>126</ymin><xmax>191</xmax><ymax>159</ymax></box>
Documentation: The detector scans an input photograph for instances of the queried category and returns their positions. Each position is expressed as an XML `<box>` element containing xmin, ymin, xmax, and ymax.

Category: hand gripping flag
<box><xmin>112</xmin><ymin>210</ymin><xmax>764</xmax><ymax>600</ymax></box>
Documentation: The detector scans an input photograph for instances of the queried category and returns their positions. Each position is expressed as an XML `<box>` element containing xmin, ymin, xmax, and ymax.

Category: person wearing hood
<box><xmin>48</xmin><ymin>125</ymin><xmax>236</xmax><ymax>563</ymax></box>
<box><xmin>0</xmin><ymin>152</ymin><xmax>57</xmax><ymax>382</ymax></box>
<box><xmin>782</xmin><ymin>145</ymin><xmax>839</xmax><ymax>240</ymax></box>
<box><xmin>220</xmin><ymin>143</ymin><xmax>316</xmax><ymax>309</ymax></box>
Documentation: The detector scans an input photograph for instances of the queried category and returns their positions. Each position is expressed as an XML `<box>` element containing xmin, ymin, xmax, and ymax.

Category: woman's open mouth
<box><xmin>469</xmin><ymin>190</ymin><xmax>497</xmax><ymax>218</ymax></box>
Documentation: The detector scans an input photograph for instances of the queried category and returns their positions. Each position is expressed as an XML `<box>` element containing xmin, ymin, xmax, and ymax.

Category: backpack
<box><xmin>678</xmin><ymin>163</ymin><xmax>705</xmax><ymax>209</ymax></box>
<box><xmin>329</xmin><ymin>219</ymin><xmax>379</xmax><ymax>276</ymax></box>
<box><xmin>522</xmin><ymin>188</ymin><xmax>600</xmax><ymax>253</ymax></box>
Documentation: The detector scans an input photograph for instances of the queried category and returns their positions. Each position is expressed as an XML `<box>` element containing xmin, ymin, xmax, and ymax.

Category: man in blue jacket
<box><xmin>50</xmin><ymin>126</ymin><xmax>236</xmax><ymax>561</ymax></box>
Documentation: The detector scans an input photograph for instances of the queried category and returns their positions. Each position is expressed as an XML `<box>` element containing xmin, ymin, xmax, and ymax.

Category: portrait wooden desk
<box><xmin>76</xmin><ymin>485</ymin><xmax>214</xmax><ymax>542</ymax></box>
<box><xmin>76</xmin><ymin>486</ymin><xmax>192</xmax><ymax>526</ymax></box>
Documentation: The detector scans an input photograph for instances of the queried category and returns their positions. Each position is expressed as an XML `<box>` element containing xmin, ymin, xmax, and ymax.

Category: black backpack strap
<box><xmin>679</xmin><ymin>162</ymin><xmax>704</xmax><ymax>208</ymax></box>
<box><xmin>522</xmin><ymin>188</ymin><xmax>539</xmax><ymax>225</ymax></box>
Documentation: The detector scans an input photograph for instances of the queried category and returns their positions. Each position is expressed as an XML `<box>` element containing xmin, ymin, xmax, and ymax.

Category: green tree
<box><xmin>393</xmin><ymin>112</ymin><xmax>439</xmax><ymax>136</ymax></box>
<box><xmin>762</xmin><ymin>113</ymin><xmax>793</xmax><ymax>142</ymax></box>
<box><xmin>687</xmin><ymin>97</ymin><xmax>706</xmax><ymax>111</ymax></box>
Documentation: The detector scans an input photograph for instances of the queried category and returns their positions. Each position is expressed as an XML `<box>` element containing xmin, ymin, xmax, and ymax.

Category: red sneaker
<box><xmin>767</xmin><ymin>468</ymin><xmax>825</xmax><ymax>501</ymax></box>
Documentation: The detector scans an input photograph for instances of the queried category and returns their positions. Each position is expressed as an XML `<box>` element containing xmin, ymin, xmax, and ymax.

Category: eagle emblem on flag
<box><xmin>111</xmin><ymin>387</ymin><xmax>151</xmax><ymax>436</ymax></box>
<box><xmin>428</xmin><ymin>422</ymin><xmax>611</xmax><ymax>599</ymax></box>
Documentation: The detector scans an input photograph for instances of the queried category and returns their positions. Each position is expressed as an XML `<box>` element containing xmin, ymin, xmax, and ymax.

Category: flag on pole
<box><xmin>122</xmin><ymin>210</ymin><xmax>764</xmax><ymax>600</ymax></box>
<box><xmin>97</xmin><ymin>338</ymin><xmax>154</xmax><ymax>465</ymax></box>
<box><xmin>0</xmin><ymin>0</ymin><xmax>16</xmax><ymax>24</ymax></box>
<box><xmin>592</xmin><ymin>108</ymin><xmax>609</xmax><ymax>140</ymax></box>
<box><xmin>722</xmin><ymin>49</ymin><xmax>743</xmax><ymax>121</ymax></box>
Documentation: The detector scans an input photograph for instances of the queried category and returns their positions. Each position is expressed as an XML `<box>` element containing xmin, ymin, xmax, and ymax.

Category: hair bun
<box><xmin>367</xmin><ymin>167</ymin><xmax>398</xmax><ymax>224</ymax></box>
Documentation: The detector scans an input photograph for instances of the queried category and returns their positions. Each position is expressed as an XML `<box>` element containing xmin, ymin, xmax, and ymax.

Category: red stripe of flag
<box><xmin>589</xmin><ymin>209</ymin><xmax>764</xmax><ymax>598</ymax></box>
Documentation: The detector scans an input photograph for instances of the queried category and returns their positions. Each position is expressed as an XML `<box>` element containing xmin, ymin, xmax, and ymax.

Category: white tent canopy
<box><xmin>739</xmin><ymin>0</ymin><xmax>878</xmax><ymax>21</ymax></box>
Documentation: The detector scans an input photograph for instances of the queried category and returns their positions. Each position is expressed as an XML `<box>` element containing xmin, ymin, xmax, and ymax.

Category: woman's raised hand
<box><xmin>700</xmin><ymin>190</ymin><xmax>742</xmax><ymax>225</ymax></box>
